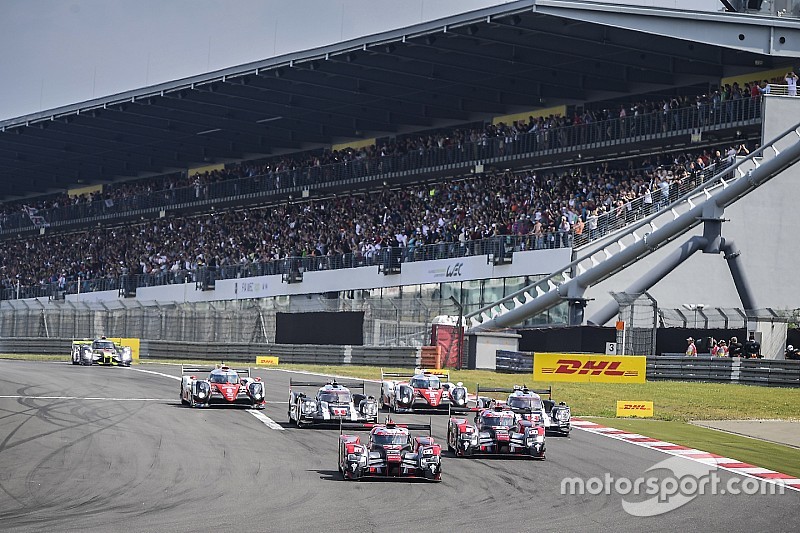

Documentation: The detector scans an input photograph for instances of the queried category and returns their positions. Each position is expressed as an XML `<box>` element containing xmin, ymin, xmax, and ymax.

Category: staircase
<box><xmin>467</xmin><ymin>122</ymin><xmax>800</xmax><ymax>332</ymax></box>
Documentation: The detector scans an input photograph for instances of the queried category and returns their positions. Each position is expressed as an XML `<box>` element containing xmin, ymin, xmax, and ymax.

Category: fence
<box><xmin>494</xmin><ymin>351</ymin><xmax>800</xmax><ymax>387</ymax></box>
<box><xmin>0</xmin><ymin>337</ymin><xmax>418</xmax><ymax>366</ymax></box>
<box><xmin>0</xmin><ymin>295</ymin><xmax>454</xmax><ymax>348</ymax></box>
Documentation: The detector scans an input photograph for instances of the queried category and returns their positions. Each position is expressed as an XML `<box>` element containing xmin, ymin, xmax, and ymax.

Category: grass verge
<box><xmin>275</xmin><ymin>364</ymin><xmax>800</xmax><ymax>422</ymax></box>
<box><xmin>591</xmin><ymin>417</ymin><xmax>800</xmax><ymax>479</ymax></box>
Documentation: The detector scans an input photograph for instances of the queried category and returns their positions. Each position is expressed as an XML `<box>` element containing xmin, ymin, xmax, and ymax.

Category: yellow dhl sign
<box><xmin>256</xmin><ymin>356</ymin><xmax>279</xmax><ymax>366</ymax></box>
<box><xmin>534</xmin><ymin>353</ymin><xmax>646</xmax><ymax>383</ymax></box>
<box><xmin>616</xmin><ymin>401</ymin><xmax>654</xmax><ymax>418</ymax></box>
<box><xmin>108</xmin><ymin>337</ymin><xmax>140</xmax><ymax>362</ymax></box>
<box><xmin>421</xmin><ymin>368</ymin><xmax>449</xmax><ymax>376</ymax></box>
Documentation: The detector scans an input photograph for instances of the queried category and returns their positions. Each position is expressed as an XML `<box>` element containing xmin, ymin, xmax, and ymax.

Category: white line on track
<box><xmin>247</xmin><ymin>409</ymin><xmax>284</xmax><ymax>430</ymax></box>
<box><xmin>125</xmin><ymin>366</ymin><xmax>284</xmax><ymax>431</ymax></box>
<box><xmin>0</xmin><ymin>395</ymin><xmax>171</xmax><ymax>401</ymax></box>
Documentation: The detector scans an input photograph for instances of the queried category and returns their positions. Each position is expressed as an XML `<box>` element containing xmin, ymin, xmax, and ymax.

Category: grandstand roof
<box><xmin>0</xmin><ymin>0</ymin><xmax>796</xmax><ymax>201</ymax></box>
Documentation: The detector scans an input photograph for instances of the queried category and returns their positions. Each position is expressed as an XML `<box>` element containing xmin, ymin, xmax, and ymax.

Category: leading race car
<box><xmin>380</xmin><ymin>368</ymin><xmax>468</xmax><ymax>413</ymax></box>
<box><xmin>338</xmin><ymin>417</ymin><xmax>442</xmax><ymax>481</ymax></box>
<box><xmin>288</xmin><ymin>379</ymin><xmax>378</xmax><ymax>427</ymax></box>
<box><xmin>180</xmin><ymin>364</ymin><xmax>266</xmax><ymax>409</ymax></box>
<box><xmin>477</xmin><ymin>384</ymin><xmax>571</xmax><ymax>436</ymax></box>
<box><xmin>447</xmin><ymin>405</ymin><xmax>546</xmax><ymax>459</ymax></box>
<box><xmin>71</xmin><ymin>337</ymin><xmax>133</xmax><ymax>366</ymax></box>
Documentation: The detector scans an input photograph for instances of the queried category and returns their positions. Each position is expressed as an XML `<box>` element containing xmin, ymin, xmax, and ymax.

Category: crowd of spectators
<box><xmin>0</xmin><ymin>82</ymin><xmax>765</xmax><ymax>233</ymax></box>
<box><xmin>0</xmin><ymin>142</ymin><xmax>748</xmax><ymax>296</ymax></box>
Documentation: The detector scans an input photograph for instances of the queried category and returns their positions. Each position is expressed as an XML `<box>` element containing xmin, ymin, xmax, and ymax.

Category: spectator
<box><xmin>711</xmin><ymin>339</ymin><xmax>728</xmax><ymax>357</ymax></box>
<box><xmin>743</xmin><ymin>332</ymin><xmax>761</xmax><ymax>359</ymax></box>
<box><xmin>786</xmin><ymin>71</ymin><xmax>798</xmax><ymax>97</ymax></box>
<box><xmin>728</xmin><ymin>336</ymin><xmax>743</xmax><ymax>357</ymax></box>
<box><xmin>686</xmin><ymin>336</ymin><xmax>698</xmax><ymax>357</ymax></box>
<box><xmin>785</xmin><ymin>344</ymin><xmax>799</xmax><ymax>361</ymax></box>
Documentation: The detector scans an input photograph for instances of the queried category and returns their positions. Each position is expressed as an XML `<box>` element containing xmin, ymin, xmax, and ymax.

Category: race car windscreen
<box><xmin>93</xmin><ymin>341</ymin><xmax>115</xmax><ymax>350</ymax></box>
<box><xmin>319</xmin><ymin>390</ymin><xmax>351</xmax><ymax>403</ymax></box>
<box><xmin>508</xmin><ymin>397</ymin><xmax>543</xmax><ymax>410</ymax></box>
<box><xmin>480</xmin><ymin>415</ymin><xmax>515</xmax><ymax>427</ymax></box>
<box><xmin>372</xmin><ymin>433</ymin><xmax>408</xmax><ymax>446</ymax></box>
<box><xmin>409</xmin><ymin>376</ymin><xmax>440</xmax><ymax>389</ymax></box>
<box><xmin>210</xmin><ymin>373</ymin><xmax>240</xmax><ymax>384</ymax></box>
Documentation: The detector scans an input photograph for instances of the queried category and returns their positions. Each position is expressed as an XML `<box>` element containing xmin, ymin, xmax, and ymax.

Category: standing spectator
<box><xmin>786</xmin><ymin>71</ymin><xmax>798</xmax><ymax>97</ymax></box>
<box><xmin>728</xmin><ymin>336</ymin><xmax>743</xmax><ymax>357</ymax></box>
<box><xmin>743</xmin><ymin>332</ymin><xmax>761</xmax><ymax>358</ymax></box>
<box><xmin>686</xmin><ymin>336</ymin><xmax>698</xmax><ymax>357</ymax></box>
<box><xmin>712</xmin><ymin>339</ymin><xmax>728</xmax><ymax>357</ymax></box>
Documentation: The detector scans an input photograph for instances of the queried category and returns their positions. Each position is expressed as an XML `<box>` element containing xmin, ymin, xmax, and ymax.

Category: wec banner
<box><xmin>533</xmin><ymin>353</ymin><xmax>646</xmax><ymax>383</ymax></box>
<box><xmin>616</xmin><ymin>401</ymin><xmax>654</xmax><ymax>417</ymax></box>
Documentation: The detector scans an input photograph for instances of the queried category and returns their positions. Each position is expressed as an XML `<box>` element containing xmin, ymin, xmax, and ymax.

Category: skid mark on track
<box><xmin>0</xmin><ymin>395</ymin><xmax>172</xmax><ymax>401</ymax></box>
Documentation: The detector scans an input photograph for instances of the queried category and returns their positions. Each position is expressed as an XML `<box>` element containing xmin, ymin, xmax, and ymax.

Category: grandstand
<box><xmin>1</xmin><ymin>0</ymin><xmax>800</xmax><ymax>352</ymax></box>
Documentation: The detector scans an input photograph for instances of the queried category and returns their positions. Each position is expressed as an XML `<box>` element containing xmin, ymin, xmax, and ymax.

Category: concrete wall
<box><xmin>60</xmin><ymin>248</ymin><xmax>571</xmax><ymax>304</ymax></box>
<box><xmin>584</xmin><ymin>95</ymin><xmax>800</xmax><ymax>322</ymax></box>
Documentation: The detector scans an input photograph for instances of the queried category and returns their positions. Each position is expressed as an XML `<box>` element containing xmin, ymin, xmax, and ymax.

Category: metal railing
<box><xmin>0</xmin><ymin>97</ymin><xmax>762</xmax><ymax>235</ymax></box>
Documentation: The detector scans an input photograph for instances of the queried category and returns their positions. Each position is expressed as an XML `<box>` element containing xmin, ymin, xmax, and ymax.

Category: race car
<box><xmin>179</xmin><ymin>364</ymin><xmax>265</xmax><ymax>409</ymax></box>
<box><xmin>288</xmin><ymin>379</ymin><xmax>378</xmax><ymax>427</ymax></box>
<box><xmin>447</xmin><ymin>405</ymin><xmax>546</xmax><ymax>459</ymax></box>
<box><xmin>70</xmin><ymin>337</ymin><xmax>132</xmax><ymax>366</ymax></box>
<box><xmin>338</xmin><ymin>417</ymin><xmax>442</xmax><ymax>481</ymax></box>
<box><xmin>477</xmin><ymin>384</ymin><xmax>571</xmax><ymax>435</ymax></box>
<box><xmin>380</xmin><ymin>368</ymin><xmax>468</xmax><ymax>413</ymax></box>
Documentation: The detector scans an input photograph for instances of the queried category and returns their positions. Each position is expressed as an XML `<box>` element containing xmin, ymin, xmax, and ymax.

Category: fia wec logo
<box><xmin>542</xmin><ymin>359</ymin><xmax>639</xmax><ymax>377</ymax></box>
<box><xmin>446</xmin><ymin>262</ymin><xmax>463</xmax><ymax>277</ymax></box>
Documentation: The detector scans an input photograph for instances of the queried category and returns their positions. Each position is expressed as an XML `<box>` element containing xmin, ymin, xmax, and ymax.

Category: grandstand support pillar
<box><xmin>587</xmin><ymin>236</ymin><xmax>708</xmax><ymax>326</ymax></box>
<box><xmin>720</xmin><ymin>238</ymin><xmax>757</xmax><ymax>311</ymax></box>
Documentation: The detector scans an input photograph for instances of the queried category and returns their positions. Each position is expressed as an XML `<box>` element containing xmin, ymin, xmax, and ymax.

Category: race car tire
<box><xmin>181</xmin><ymin>397</ymin><xmax>189</xmax><ymax>406</ymax></box>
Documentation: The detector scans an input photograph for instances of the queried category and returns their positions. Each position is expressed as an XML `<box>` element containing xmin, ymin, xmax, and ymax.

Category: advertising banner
<box><xmin>534</xmin><ymin>353</ymin><xmax>646</xmax><ymax>383</ymax></box>
<box><xmin>616</xmin><ymin>401</ymin><xmax>654</xmax><ymax>417</ymax></box>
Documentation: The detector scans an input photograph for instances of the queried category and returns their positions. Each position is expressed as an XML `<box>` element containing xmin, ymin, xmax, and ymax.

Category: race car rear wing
<box><xmin>181</xmin><ymin>364</ymin><xmax>251</xmax><ymax>378</ymax></box>
<box><xmin>381</xmin><ymin>368</ymin><xmax>450</xmax><ymax>381</ymax></box>
<box><xmin>476</xmin><ymin>384</ymin><xmax>552</xmax><ymax>398</ymax></box>
<box><xmin>289</xmin><ymin>378</ymin><xmax>365</xmax><ymax>391</ymax></box>
<box><xmin>339</xmin><ymin>417</ymin><xmax>433</xmax><ymax>435</ymax></box>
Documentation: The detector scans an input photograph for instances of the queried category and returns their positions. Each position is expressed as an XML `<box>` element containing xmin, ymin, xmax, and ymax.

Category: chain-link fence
<box><xmin>656</xmin><ymin>307</ymin><xmax>794</xmax><ymax>329</ymax></box>
<box><xmin>0</xmin><ymin>296</ymin><xmax>459</xmax><ymax>347</ymax></box>
<box><xmin>612</xmin><ymin>291</ymin><xmax>658</xmax><ymax>356</ymax></box>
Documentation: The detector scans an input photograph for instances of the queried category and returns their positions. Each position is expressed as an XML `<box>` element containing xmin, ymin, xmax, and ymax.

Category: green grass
<box><xmin>275</xmin><ymin>364</ymin><xmax>800</xmax><ymax>422</ymax></box>
<box><xmin>591</xmin><ymin>417</ymin><xmax>800</xmax><ymax>479</ymax></box>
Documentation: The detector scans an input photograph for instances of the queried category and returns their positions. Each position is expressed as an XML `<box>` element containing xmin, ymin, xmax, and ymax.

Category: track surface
<box><xmin>0</xmin><ymin>360</ymin><xmax>797</xmax><ymax>532</ymax></box>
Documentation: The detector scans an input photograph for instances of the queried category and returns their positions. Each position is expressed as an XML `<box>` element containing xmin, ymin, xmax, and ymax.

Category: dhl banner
<box><xmin>256</xmin><ymin>356</ymin><xmax>279</xmax><ymax>366</ymax></box>
<box><xmin>422</xmin><ymin>368</ymin><xmax>450</xmax><ymax>377</ymax></box>
<box><xmin>108</xmin><ymin>338</ymin><xmax>140</xmax><ymax>362</ymax></box>
<box><xmin>533</xmin><ymin>353</ymin><xmax>646</xmax><ymax>384</ymax></box>
<box><xmin>616</xmin><ymin>401</ymin><xmax>654</xmax><ymax>418</ymax></box>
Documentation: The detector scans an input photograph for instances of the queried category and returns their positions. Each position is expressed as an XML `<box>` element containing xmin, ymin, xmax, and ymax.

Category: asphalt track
<box><xmin>0</xmin><ymin>360</ymin><xmax>797</xmax><ymax>533</ymax></box>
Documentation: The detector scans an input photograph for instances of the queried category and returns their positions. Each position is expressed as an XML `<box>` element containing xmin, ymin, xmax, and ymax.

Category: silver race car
<box><xmin>288</xmin><ymin>379</ymin><xmax>378</xmax><ymax>427</ymax></box>
<box><xmin>476</xmin><ymin>385</ymin><xmax>571</xmax><ymax>435</ymax></box>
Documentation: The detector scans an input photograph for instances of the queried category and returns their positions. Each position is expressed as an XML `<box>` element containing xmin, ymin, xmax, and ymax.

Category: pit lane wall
<box><xmin>584</xmin><ymin>95</ymin><xmax>800</xmax><ymax>319</ymax></box>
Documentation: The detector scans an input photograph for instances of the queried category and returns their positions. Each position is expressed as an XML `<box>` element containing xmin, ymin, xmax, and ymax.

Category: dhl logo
<box><xmin>533</xmin><ymin>353</ymin><xmax>646</xmax><ymax>383</ymax></box>
<box><xmin>540</xmin><ymin>359</ymin><xmax>639</xmax><ymax>377</ymax></box>
<box><xmin>620</xmin><ymin>403</ymin><xmax>649</xmax><ymax>410</ymax></box>
<box><xmin>616</xmin><ymin>400</ymin><xmax>654</xmax><ymax>417</ymax></box>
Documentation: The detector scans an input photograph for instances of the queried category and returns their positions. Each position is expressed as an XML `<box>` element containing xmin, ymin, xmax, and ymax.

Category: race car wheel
<box><xmin>181</xmin><ymin>397</ymin><xmax>189</xmax><ymax>406</ymax></box>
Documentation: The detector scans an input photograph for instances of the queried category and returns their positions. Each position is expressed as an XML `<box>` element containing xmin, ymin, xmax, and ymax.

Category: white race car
<box><xmin>288</xmin><ymin>379</ymin><xmax>378</xmax><ymax>427</ymax></box>
<box><xmin>380</xmin><ymin>368</ymin><xmax>468</xmax><ymax>413</ymax></box>
<box><xmin>180</xmin><ymin>364</ymin><xmax>265</xmax><ymax>409</ymax></box>
<box><xmin>477</xmin><ymin>385</ymin><xmax>571</xmax><ymax>435</ymax></box>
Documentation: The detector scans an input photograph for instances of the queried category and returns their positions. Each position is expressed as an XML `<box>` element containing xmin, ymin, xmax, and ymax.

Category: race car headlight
<box><xmin>536</xmin><ymin>435</ymin><xmax>545</xmax><ymax>443</ymax></box>
<box><xmin>121</xmin><ymin>347</ymin><xmax>132</xmax><ymax>360</ymax></box>
<box><xmin>361</xmin><ymin>402</ymin><xmax>377</xmax><ymax>415</ymax></box>
<box><xmin>558</xmin><ymin>409</ymin><xmax>571</xmax><ymax>421</ymax></box>
<box><xmin>398</xmin><ymin>386</ymin><xmax>413</xmax><ymax>404</ymax></box>
<box><xmin>422</xmin><ymin>448</ymin><xmax>433</xmax><ymax>456</ymax></box>
<box><xmin>197</xmin><ymin>390</ymin><xmax>207</xmax><ymax>398</ymax></box>
<box><xmin>303</xmin><ymin>401</ymin><xmax>316</xmax><ymax>412</ymax></box>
